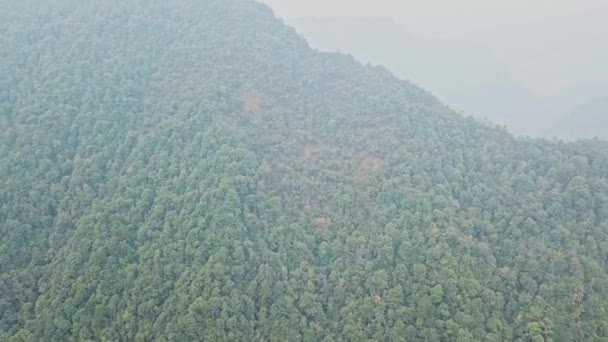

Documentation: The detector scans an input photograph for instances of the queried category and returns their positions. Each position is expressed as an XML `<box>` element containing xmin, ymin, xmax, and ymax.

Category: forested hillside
<box><xmin>2</xmin><ymin>0</ymin><xmax>608</xmax><ymax>341</ymax></box>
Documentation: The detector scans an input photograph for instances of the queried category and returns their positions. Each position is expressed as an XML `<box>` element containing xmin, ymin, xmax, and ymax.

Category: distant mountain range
<box><xmin>288</xmin><ymin>16</ymin><xmax>606</xmax><ymax>140</ymax></box>
<box><xmin>547</xmin><ymin>96</ymin><xmax>608</xmax><ymax>140</ymax></box>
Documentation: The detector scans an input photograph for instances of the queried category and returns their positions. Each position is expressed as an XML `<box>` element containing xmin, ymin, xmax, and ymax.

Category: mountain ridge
<box><xmin>286</xmin><ymin>16</ymin><xmax>551</xmax><ymax>137</ymax></box>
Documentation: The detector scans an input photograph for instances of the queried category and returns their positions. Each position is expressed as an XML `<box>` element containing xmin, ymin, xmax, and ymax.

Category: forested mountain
<box><xmin>287</xmin><ymin>16</ymin><xmax>549</xmax><ymax>137</ymax></box>
<box><xmin>547</xmin><ymin>97</ymin><xmax>608</xmax><ymax>141</ymax></box>
<box><xmin>2</xmin><ymin>0</ymin><xmax>608</xmax><ymax>341</ymax></box>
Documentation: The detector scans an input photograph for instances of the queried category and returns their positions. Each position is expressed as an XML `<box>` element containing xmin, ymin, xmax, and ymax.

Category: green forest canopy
<box><xmin>1</xmin><ymin>0</ymin><xmax>608</xmax><ymax>341</ymax></box>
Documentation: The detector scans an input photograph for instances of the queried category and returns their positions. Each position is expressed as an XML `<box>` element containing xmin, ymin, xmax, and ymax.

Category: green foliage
<box><xmin>1</xmin><ymin>0</ymin><xmax>608</xmax><ymax>341</ymax></box>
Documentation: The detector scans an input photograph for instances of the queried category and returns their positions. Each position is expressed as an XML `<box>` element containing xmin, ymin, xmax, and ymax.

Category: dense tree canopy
<box><xmin>1</xmin><ymin>0</ymin><xmax>608</xmax><ymax>341</ymax></box>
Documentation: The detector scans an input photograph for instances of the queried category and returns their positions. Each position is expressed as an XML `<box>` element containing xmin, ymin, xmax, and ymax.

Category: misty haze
<box><xmin>265</xmin><ymin>0</ymin><xmax>608</xmax><ymax>139</ymax></box>
<box><xmin>1</xmin><ymin>0</ymin><xmax>608</xmax><ymax>341</ymax></box>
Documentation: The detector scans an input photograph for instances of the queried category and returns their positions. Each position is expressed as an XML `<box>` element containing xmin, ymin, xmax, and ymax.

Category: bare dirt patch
<box><xmin>241</xmin><ymin>90</ymin><xmax>263</xmax><ymax>117</ymax></box>
<box><xmin>300</xmin><ymin>142</ymin><xmax>328</xmax><ymax>161</ymax></box>
<box><xmin>355</xmin><ymin>156</ymin><xmax>383</xmax><ymax>181</ymax></box>
<box><xmin>315</xmin><ymin>217</ymin><xmax>333</xmax><ymax>232</ymax></box>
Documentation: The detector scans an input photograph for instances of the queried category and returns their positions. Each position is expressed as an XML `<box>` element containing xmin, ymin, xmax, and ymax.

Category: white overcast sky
<box><xmin>262</xmin><ymin>0</ymin><xmax>608</xmax><ymax>96</ymax></box>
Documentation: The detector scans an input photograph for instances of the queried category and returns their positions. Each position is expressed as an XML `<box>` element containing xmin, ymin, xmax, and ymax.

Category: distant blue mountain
<box><xmin>547</xmin><ymin>96</ymin><xmax>608</xmax><ymax>140</ymax></box>
<box><xmin>288</xmin><ymin>16</ymin><xmax>553</xmax><ymax>137</ymax></box>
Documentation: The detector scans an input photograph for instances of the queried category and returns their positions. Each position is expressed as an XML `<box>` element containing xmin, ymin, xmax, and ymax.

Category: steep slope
<box><xmin>547</xmin><ymin>97</ymin><xmax>608</xmax><ymax>140</ymax></box>
<box><xmin>287</xmin><ymin>16</ymin><xmax>549</xmax><ymax>137</ymax></box>
<box><xmin>1</xmin><ymin>0</ymin><xmax>608</xmax><ymax>341</ymax></box>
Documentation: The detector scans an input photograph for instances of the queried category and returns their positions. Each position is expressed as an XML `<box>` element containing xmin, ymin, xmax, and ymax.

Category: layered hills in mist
<box><xmin>547</xmin><ymin>96</ymin><xmax>608</xmax><ymax>140</ymax></box>
<box><xmin>287</xmin><ymin>16</ymin><xmax>607</xmax><ymax>140</ymax></box>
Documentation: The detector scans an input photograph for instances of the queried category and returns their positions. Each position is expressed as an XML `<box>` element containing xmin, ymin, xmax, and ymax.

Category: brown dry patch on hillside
<box><xmin>303</xmin><ymin>197</ymin><xmax>317</xmax><ymax>213</ymax></box>
<box><xmin>303</xmin><ymin>195</ymin><xmax>331</xmax><ymax>215</ymax></box>
<box><xmin>355</xmin><ymin>155</ymin><xmax>383</xmax><ymax>181</ymax></box>
<box><xmin>315</xmin><ymin>217</ymin><xmax>333</xmax><ymax>232</ymax></box>
<box><xmin>258</xmin><ymin>161</ymin><xmax>272</xmax><ymax>174</ymax></box>
<box><xmin>241</xmin><ymin>90</ymin><xmax>263</xmax><ymax>117</ymax></box>
<box><xmin>300</xmin><ymin>142</ymin><xmax>328</xmax><ymax>161</ymax></box>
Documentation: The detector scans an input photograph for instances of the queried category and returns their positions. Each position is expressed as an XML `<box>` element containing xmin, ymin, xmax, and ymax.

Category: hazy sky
<box><xmin>262</xmin><ymin>0</ymin><xmax>608</xmax><ymax>96</ymax></box>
